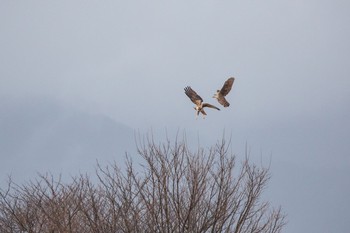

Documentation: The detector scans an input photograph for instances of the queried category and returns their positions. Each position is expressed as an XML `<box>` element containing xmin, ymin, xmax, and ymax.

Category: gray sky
<box><xmin>1</xmin><ymin>1</ymin><xmax>350</xmax><ymax>232</ymax></box>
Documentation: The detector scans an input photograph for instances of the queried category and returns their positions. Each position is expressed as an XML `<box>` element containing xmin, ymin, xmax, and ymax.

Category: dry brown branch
<box><xmin>0</xmin><ymin>135</ymin><xmax>286</xmax><ymax>233</ymax></box>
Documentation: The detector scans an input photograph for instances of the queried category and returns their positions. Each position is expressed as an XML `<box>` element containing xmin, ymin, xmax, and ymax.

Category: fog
<box><xmin>1</xmin><ymin>1</ymin><xmax>349</xmax><ymax>232</ymax></box>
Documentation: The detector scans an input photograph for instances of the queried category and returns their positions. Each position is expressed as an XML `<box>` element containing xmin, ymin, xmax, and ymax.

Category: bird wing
<box><xmin>202</xmin><ymin>103</ymin><xmax>220</xmax><ymax>111</ymax></box>
<box><xmin>184</xmin><ymin>86</ymin><xmax>203</xmax><ymax>106</ymax></box>
<box><xmin>219</xmin><ymin>77</ymin><xmax>235</xmax><ymax>96</ymax></box>
<box><xmin>217</xmin><ymin>96</ymin><xmax>230</xmax><ymax>107</ymax></box>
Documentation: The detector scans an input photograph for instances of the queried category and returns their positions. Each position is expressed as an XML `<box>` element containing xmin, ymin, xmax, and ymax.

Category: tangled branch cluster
<box><xmin>0</xmin><ymin>137</ymin><xmax>285</xmax><ymax>233</ymax></box>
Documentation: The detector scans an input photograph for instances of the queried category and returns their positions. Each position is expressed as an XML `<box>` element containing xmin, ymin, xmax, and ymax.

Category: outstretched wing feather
<box><xmin>218</xmin><ymin>96</ymin><xmax>230</xmax><ymax>107</ymax></box>
<box><xmin>202</xmin><ymin>103</ymin><xmax>220</xmax><ymax>111</ymax></box>
<box><xmin>184</xmin><ymin>86</ymin><xmax>203</xmax><ymax>106</ymax></box>
<box><xmin>220</xmin><ymin>77</ymin><xmax>235</xmax><ymax>96</ymax></box>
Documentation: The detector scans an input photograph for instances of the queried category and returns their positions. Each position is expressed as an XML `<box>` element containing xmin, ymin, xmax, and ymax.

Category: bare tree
<box><xmin>0</xmin><ymin>136</ymin><xmax>286</xmax><ymax>233</ymax></box>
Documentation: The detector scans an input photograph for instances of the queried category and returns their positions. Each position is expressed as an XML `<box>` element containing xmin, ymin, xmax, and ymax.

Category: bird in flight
<box><xmin>184</xmin><ymin>86</ymin><xmax>220</xmax><ymax>119</ymax></box>
<box><xmin>213</xmin><ymin>77</ymin><xmax>235</xmax><ymax>107</ymax></box>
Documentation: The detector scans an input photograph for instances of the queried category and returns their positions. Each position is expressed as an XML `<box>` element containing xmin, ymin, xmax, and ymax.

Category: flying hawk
<box><xmin>213</xmin><ymin>77</ymin><xmax>235</xmax><ymax>107</ymax></box>
<box><xmin>184</xmin><ymin>86</ymin><xmax>220</xmax><ymax>119</ymax></box>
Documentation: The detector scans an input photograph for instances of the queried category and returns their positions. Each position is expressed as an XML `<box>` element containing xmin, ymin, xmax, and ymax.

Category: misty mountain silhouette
<box><xmin>0</xmin><ymin>98</ymin><xmax>134</xmax><ymax>183</ymax></box>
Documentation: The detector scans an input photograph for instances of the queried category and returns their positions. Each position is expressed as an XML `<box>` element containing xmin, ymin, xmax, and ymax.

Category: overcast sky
<box><xmin>1</xmin><ymin>1</ymin><xmax>350</xmax><ymax>232</ymax></box>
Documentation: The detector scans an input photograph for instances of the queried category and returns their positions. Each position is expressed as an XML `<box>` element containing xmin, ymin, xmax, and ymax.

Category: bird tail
<box><xmin>219</xmin><ymin>98</ymin><xmax>230</xmax><ymax>107</ymax></box>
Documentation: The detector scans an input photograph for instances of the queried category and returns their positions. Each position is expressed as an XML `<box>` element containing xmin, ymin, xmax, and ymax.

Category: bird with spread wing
<box><xmin>184</xmin><ymin>86</ymin><xmax>220</xmax><ymax>119</ymax></box>
<box><xmin>213</xmin><ymin>77</ymin><xmax>235</xmax><ymax>107</ymax></box>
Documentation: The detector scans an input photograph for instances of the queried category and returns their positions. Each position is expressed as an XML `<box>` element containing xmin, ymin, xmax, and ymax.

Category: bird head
<box><xmin>213</xmin><ymin>90</ymin><xmax>220</xmax><ymax>98</ymax></box>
